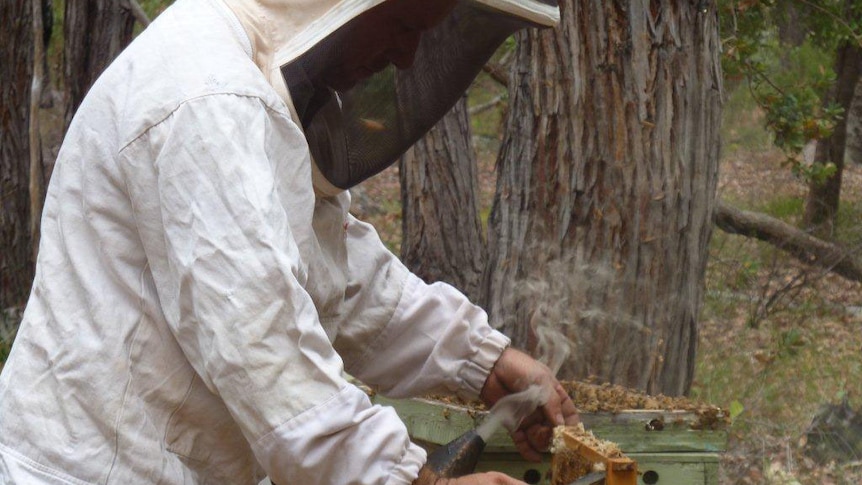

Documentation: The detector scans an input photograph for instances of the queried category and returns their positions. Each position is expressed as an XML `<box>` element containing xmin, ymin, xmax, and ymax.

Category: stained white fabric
<box><xmin>0</xmin><ymin>0</ymin><xmax>510</xmax><ymax>483</ymax></box>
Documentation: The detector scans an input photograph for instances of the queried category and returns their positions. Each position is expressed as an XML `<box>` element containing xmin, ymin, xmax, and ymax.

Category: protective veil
<box><xmin>0</xmin><ymin>0</ymin><xmax>557</xmax><ymax>484</ymax></box>
<box><xmin>279</xmin><ymin>0</ymin><xmax>559</xmax><ymax>192</ymax></box>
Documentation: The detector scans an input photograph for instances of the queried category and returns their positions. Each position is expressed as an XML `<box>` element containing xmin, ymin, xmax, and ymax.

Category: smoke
<box><xmin>475</xmin><ymin>254</ymin><xmax>667</xmax><ymax>442</ymax></box>
<box><xmin>476</xmin><ymin>384</ymin><xmax>548</xmax><ymax>442</ymax></box>
<box><xmin>534</xmin><ymin>324</ymin><xmax>572</xmax><ymax>376</ymax></box>
<box><xmin>504</xmin><ymin>252</ymin><xmax>657</xmax><ymax>381</ymax></box>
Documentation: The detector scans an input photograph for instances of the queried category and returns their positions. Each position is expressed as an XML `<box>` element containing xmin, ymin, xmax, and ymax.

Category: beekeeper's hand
<box><xmin>412</xmin><ymin>468</ymin><xmax>527</xmax><ymax>484</ymax></box>
<box><xmin>479</xmin><ymin>347</ymin><xmax>580</xmax><ymax>462</ymax></box>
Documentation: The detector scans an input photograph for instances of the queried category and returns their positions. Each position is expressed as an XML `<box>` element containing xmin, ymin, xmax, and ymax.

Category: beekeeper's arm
<box><xmin>332</xmin><ymin>211</ymin><xmax>579</xmax><ymax>462</ymax></box>
<box><xmin>125</xmin><ymin>94</ymin><xmax>427</xmax><ymax>485</ymax></box>
<box><xmin>333</xmin><ymin>214</ymin><xmax>509</xmax><ymax>400</ymax></box>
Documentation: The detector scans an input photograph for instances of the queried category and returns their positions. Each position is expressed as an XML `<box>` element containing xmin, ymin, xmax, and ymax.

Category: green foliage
<box><xmin>801</xmin><ymin>0</ymin><xmax>862</xmax><ymax>49</ymax></box>
<box><xmin>718</xmin><ymin>0</ymin><xmax>861</xmax><ymax>185</ymax></box>
<box><xmin>47</xmin><ymin>0</ymin><xmax>65</xmax><ymax>61</ymax></box>
<box><xmin>762</xmin><ymin>89</ymin><xmax>833</xmax><ymax>152</ymax></box>
<box><xmin>760</xmin><ymin>195</ymin><xmax>803</xmax><ymax>221</ymax></box>
<box><xmin>0</xmin><ymin>311</ymin><xmax>20</xmax><ymax>366</ymax></box>
<box><xmin>832</xmin><ymin>197</ymin><xmax>862</xmax><ymax>245</ymax></box>
<box><xmin>735</xmin><ymin>256</ymin><xmax>762</xmax><ymax>291</ymax></box>
<box><xmin>729</xmin><ymin>400</ymin><xmax>745</xmax><ymax>421</ymax></box>
<box><xmin>138</xmin><ymin>0</ymin><xmax>172</xmax><ymax>18</ymax></box>
<box><xmin>131</xmin><ymin>0</ymin><xmax>173</xmax><ymax>35</ymax></box>
<box><xmin>722</xmin><ymin>85</ymin><xmax>773</xmax><ymax>153</ymax></box>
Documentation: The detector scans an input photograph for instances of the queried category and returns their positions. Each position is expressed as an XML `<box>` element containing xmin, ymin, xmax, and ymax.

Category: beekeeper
<box><xmin>0</xmin><ymin>0</ymin><xmax>576</xmax><ymax>483</ymax></box>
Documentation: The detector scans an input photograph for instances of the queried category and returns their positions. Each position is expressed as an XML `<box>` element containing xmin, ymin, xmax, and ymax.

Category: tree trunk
<box><xmin>775</xmin><ymin>2</ymin><xmax>807</xmax><ymax>49</ymax></box>
<box><xmin>0</xmin><ymin>0</ymin><xmax>36</xmax><ymax>309</ymax></box>
<box><xmin>400</xmin><ymin>98</ymin><xmax>487</xmax><ymax>302</ymax></box>
<box><xmin>63</xmin><ymin>0</ymin><xmax>135</xmax><ymax>129</ymax></box>
<box><xmin>846</xmin><ymin>76</ymin><xmax>862</xmax><ymax>166</ymax></box>
<box><xmin>803</xmin><ymin>40</ymin><xmax>862</xmax><ymax>234</ymax></box>
<box><xmin>29</xmin><ymin>0</ymin><xmax>47</xmax><ymax>272</ymax></box>
<box><xmin>482</xmin><ymin>1</ymin><xmax>722</xmax><ymax>396</ymax></box>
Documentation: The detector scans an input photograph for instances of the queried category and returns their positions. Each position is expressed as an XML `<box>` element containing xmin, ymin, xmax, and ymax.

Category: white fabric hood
<box><xmin>222</xmin><ymin>0</ymin><xmax>559</xmax><ymax>75</ymax></box>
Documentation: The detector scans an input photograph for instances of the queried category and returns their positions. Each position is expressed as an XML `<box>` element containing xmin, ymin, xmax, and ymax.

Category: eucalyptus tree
<box><xmin>396</xmin><ymin>2</ymin><xmax>724</xmax><ymax>395</ymax></box>
<box><xmin>399</xmin><ymin>97</ymin><xmax>487</xmax><ymax>303</ymax></box>
<box><xmin>1</xmin><ymin>0</ymin><xmax>145</xmax><ymax>310</ymax></box>
<box><xmin>0</xmin><ymin>0</ymin><xmax>36</xmax><ymax>308</ymax></box>
<box><xmin>482</xmin><ymin>1</ymin><xmax>723</xmax><ymax>395</ymax></box>
<box><xmin>63</xmin><ymin>0</ymin><xmax>137</xmax><ymax>130</ymax></box>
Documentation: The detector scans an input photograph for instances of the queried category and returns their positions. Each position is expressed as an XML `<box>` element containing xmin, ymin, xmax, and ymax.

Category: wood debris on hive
<box><xmin>425</xmin><ymin>380</ymin><xmax>728</xmax><ymax>430</ymax></box>
<box><xmin>562</xmin><ymin>381</ymin><xmax>728</xmax><ymax>430</ymax></box>
<box><xmin>550</xmin><ymin>424</ymin><xmax>637</xmax><ymax>485</ymax></box>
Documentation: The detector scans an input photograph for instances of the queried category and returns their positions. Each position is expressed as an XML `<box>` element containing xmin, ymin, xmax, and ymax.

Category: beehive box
<box><xmin>371</xmin><ymin>382</ymin><xmax>728</xmax><ymax>485</ymax></box>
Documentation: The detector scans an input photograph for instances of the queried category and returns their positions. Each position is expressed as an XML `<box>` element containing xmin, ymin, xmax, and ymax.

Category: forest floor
<box><xmin>354</xmin><ymin>95</ymin><xmax>862</xmax><ymax>484</ymax></box>
<box><xmin>697</xmin><ymin>151</ymin><xmax>862</xmax><ymax>485</ymax></box>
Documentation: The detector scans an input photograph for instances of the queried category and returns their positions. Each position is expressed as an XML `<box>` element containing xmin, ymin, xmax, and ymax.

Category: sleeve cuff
<box><xmin>344</xmin><ymin>270</ymin><xmax>511</xmax><ymax>401</ymax></box>
<box><xmin>387</xmin><ymin>441</ymin><xmax>426</xmax><ymax>485</ymax></box>
<box><xmin>456</xmin><ymin>329</ymin><xmax>510</xmax><ymax>399</ymax></box>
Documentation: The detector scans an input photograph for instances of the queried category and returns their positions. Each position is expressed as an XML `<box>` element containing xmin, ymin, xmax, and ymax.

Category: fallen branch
<box><xmin>714</xmin><ymin>201</ymin><xmax>862</xmax><ymax>283</ymax></box>
<box><xmin>122</xmin><ymin>0</ymin><xmax>151</xmax><ymax>28</ymax></box>
<box><xmin>468</xmin><ymin>94</ymin><xmax>506</xmax><ymax>116</ymax></box>
<box><xmin>482</xmin><ymin>62</ymin><xmax>509</xmax><ymax>88</ymax></box>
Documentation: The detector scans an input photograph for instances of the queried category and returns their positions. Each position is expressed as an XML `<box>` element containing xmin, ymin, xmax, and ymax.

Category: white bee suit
<box><xmin>0</xmin><ymin>0</ymin><xmax>520</xmax><ymax>483</ymax></box>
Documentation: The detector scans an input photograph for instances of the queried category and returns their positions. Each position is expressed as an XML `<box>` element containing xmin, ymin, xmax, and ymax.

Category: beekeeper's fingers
<box><xmin>541</xmin><ymin>381</ymin><xmax>579</xmax><ymax>427</ymax></box>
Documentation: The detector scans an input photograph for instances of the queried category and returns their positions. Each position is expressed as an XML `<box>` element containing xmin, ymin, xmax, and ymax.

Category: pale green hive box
<box><xmin>371</xmin><ymin>395</ymin><xmax>728</xmax><ymax>485</ymax></box>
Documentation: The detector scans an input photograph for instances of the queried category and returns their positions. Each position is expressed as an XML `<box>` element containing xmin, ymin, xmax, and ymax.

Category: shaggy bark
<box><xmin>0</xmin><ymin>0</ymin><xmax>36</xmax><ymax>308</ymax></box>
<box><xmin>714</xmin><ymin>201</ymin><xmax>862</xmax><ymax>283</ymax></box>
<box><xmin>63</xmin><ymin>0</ymin><xmax>135</xmax><ymax>129</ymax></box>
<box><xmin>482</xmin><ymin>63</ymin><xmax>510</xmax><ymax>88</ymax></box>
<box><xmin>846</xmin><ymin>77</ymin><xmax>862</xmax><ymax>166</ymax></box>
<box><xmin>482</xmin><ymin>1</ymin><xmax>723</xmax><ymax>396</ymax></box>
<box><xmin>400</xmin><ymin>98</ymin><xmax>487</xmax><ymax>302</ymax></box>
<box><xmin>29</xmin><ymin>0</ymin><xmax>46</xmax><ymax>264</ymax></box>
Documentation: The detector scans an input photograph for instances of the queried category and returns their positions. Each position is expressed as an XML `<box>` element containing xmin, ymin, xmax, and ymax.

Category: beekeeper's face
<box><xmin>320</xmin><ymin>0</ymin><xmax>458</xmax><ymax>91</ymax></box>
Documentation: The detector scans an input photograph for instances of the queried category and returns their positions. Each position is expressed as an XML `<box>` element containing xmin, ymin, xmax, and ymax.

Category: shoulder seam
<box><xmin>118</xmin><ymin>91</ymin><xmax>293</xmax><ymax>154</ymax></box>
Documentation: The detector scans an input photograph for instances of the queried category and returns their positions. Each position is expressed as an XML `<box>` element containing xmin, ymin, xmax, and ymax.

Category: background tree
<box><xmin>481</xmin><ymin>0</ymin><xmax>723</xmax><ymax>395</ymax></box>
<box><xmin>803</xmin><ymin>38</ymin><xmax>861</xmax><ymax>232</ymax></box>
<box><xmin>63</xmin><ymin>0</ymin><xmax>137</xmax><ymax>129</ymax></box>
<box><xmin>774</xmin><ymin>2</ymin><xmax>807</xmax><ymax>50</ymax></box>
<box><xmin>399</xmin><ymin>97</ymin><xmax>487</xmax><ymax>303</ymax></box>
<box><xmin>0</xmin><ymin>0</ymin><xmax>147</xmax><ymax>309</ymax></box>
<box><xmin>848</xmin><ymin>77</ymin><xmax>862</xmax><ymax>164</ymax></box>
<box><xmin>1</xmin><ymin>0</ymin><xmax>36</xmax><ymax>309</ymax></box>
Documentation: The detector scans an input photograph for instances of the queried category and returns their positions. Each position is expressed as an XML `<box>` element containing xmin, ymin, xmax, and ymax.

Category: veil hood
<box><xmin>222</xmin><ymin>0</ymin><xmax>560</xmax><ymax>194</ymax></box>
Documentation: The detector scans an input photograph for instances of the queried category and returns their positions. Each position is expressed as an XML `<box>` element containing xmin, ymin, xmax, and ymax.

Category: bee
<box><xmin>359</xmin><ymin>118</ymin><xmax>387</xmax><ymax>132</ymax></box>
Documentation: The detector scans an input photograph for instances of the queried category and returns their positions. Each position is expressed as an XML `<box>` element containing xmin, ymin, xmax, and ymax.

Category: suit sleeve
<box><xmin>333</xmin><ymin>214</ymin><xmax>511</xmax><ymax>400</ymax></box>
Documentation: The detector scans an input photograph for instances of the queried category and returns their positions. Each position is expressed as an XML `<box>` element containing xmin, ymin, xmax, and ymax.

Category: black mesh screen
<box><xmin>282</xmin><ymin>0</ymin><xmax>556</xmax><ymax>189</ymax></box>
